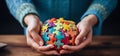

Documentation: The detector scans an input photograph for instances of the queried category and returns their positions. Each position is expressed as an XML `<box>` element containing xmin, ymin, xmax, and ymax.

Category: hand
<box><xmin>60</xmin><ymin>14</ymin><xmax>98</xmax><ymax>54</ymax></box>
<box><xmin>24</xmin><ymin>14</ymin><xmax>59</xmax><ymax>55</ymax></box>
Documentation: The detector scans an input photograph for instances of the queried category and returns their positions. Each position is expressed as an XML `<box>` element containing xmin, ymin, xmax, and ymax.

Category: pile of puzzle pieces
<box><xmin>41</xmin><ymin>18</ymin><xmax>79</xmax><ymax>50</ymax></box>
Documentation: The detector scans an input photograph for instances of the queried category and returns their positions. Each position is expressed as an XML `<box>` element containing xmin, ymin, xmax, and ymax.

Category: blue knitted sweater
<box><xmin>5</xmin><ymin>0</ymin><xmax>117</xmax><ymax>35</ymax></box>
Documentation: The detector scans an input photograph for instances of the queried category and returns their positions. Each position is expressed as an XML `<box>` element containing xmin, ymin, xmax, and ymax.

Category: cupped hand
<box><xmin>24</xmin><ymin>14</ymin><xmax>59</xmax><ymax>55</ymax></box>
<box><xmin>60</xmin><ymin>14</ymin><xmax>98</xmax><ymax>54</ymax></box>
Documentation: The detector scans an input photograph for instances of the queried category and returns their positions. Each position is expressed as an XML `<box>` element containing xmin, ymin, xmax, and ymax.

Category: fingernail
<box><xmin>39</xmin><ymin>41</ymin><xmax>43</xmax><ymax>46</ymax></box>
<box><xmin>62</xmin><ymin>45</ymin><xmax>67</xmax><ymax>49</ymax></box>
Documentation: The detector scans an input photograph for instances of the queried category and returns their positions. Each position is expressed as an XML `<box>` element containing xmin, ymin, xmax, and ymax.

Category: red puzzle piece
<box><xmin>48</xmin><ymin>18</ymin><xmax>57</xmax><ymax>23</ymax></box>
<box><xmin>61</xmin><ymin>33</ymin><xmax>70</xmax><ymax>45</ymax></box>
<box><xmin>48</xmin><ymin>34</ymin><xmax>56</xmax><ymax>42</ymax></box>
<box><xmin>47</xmin><ymin>34</ymin><xmax>56</xmax><ymax>45</ymax></box>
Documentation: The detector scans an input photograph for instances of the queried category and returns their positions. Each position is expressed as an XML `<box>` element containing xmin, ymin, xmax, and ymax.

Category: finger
<box><xmin>41</xmin><ymin>50</ymin><xmax>60</xmax><ymax>55</ymax></box>
<box><xmin>37</xmin><ymin>45</ymin><xmax>54</xmax><ymax>51</ymax></box>
<box><xmin>62</xmin><ymin>45</ymin><xmax>79</xmax><ymax>51</ymax></box>
<box><xmin>63</xmin><ymin>30</ymin><xmax>92</xmax><ymax>51</ymax></box>
<box><xmin>77</xmin><ymin>30</ymin><xmax>92</xmax><ymax>49</ymax></box>
<box><xmin>26</xmin><ymin>30</ymin><xmax>40</xmax><ymax>50</ymax></box>
<box><xmin>26</xmin><ymin>30</ymin><xmax>54</xmax><ymax>51</ymax></box>
<box><xmin>30</xmin><ymin>30</ymin><xmax>44</xmax><ymax>46</ymax></box>
<box><xmin>60</xmin><ymin>50</ymin><xmax>73</xmax><ymax>54</ymax></box>
<box><xmin>29</xmin><ymin>39</ymin><xmax>55</xmax><ymax>51</ymax></box>
<box><xmin>75</xmin><ymin>34</ymin><xmax>82</xmax><ymax>45</ymax></box>
<box><xmin>75</xmin><ymin>29</ymin><xmax>88</xmax><ymax>45</ymax></box>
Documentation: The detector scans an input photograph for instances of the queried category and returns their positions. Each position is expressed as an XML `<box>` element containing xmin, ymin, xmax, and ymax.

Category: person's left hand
<box><xmin>60</xmin><ymin>14</ymin><xmax>98</xmax><ymax>54</ymax></box>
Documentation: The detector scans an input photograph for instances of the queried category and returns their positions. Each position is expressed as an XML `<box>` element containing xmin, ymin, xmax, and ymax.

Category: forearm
<box><xmin>5</xmin><ymin>0</ymin><xmax>39</xmax><ymax>27</ymax></box>
<box><xmin>80</xmin><ymin>0</ymin><xmax>118</xmax><ymax>35</ymax></box>
<box><xmin>81</xmin><ymin>14</ymin><xmax>98</xmax><ymax>27</ymax></box>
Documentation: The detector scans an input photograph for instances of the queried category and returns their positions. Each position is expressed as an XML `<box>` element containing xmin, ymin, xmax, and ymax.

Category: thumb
<box><xmin>75</xmin><ymin>29</ymin><xmax>87</xmax><ymax>45</ymax></box>
<box><xmin>30</xmin><ymin>30</ymin><xmax>44</xmax><ymax>46</ymax></box>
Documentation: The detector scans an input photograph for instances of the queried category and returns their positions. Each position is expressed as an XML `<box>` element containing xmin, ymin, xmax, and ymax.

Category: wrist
<box><xmin>24</xmin><ymin>14</ymin><xmax>40</xmax><ymax>26</ymax></box>
<box><xmin>82</xmin><ymin>14</ymin><xmax>98</xmax><ymax>26</ymax></box>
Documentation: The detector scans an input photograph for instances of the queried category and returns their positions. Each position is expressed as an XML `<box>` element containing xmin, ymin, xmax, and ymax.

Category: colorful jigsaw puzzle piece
<box><xmin>48</xmin><ymin>34</ymin><xmax>56</xmax><ymax>42</ymax></box>
<box><xmin>42</xmin><ymin>32</ymin><xmax>50</xmax><ymax>45</ymax></box>
<box><xmin>61</xmin><ymin>34</ymin><xmax>70</xmax><ymax>45</ymax></box>
<box><xmin>63</xmin><ymin>23</ymin><xmax>70</xmax><ymax>31</ymax></box>
<box><xmin>54</xmin><ymin>40</ymin><xmax>64</xmax><ymax>49</ymax></box>
<box><xmin>41</xmin><ymin>24</ymin><xmax>48</xmax><ymax>32</ymax></box>
<box><xmin>48</xmin><ymin>18</ymin><xmax>57</xmax><ymax>23</ymax></box>
<box><xmin>54</xmin><ymin>21</ymin><xmax>63</xmax><ymax>30</ymax></box>
<box><xmin>48</xmin><ymin>27</ymin><xmax>55</xmax><ymax>34</ymax></box>
<box><xmin>48</xmin><ymin>22</ymin><xmax>55</xmax><ymax>27</ymax></box>
<box><xmin>58</xmin><ymin>17</ymin><xmax>64</xmax><ymax>23</ymax></box>
<box><xmin>55</xmin><ymin>31</ymin><xmax>64</xmax><ymax>40</ymax></box>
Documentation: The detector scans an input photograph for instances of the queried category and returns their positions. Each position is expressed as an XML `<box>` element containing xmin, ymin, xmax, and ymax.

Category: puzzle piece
<box><xmin>54</xmin><ymin>25</ymin><xmax>62</xmax><ymax>31</ymax></box>
<box><xmin>48</xmin><ymin>22</ymin><xmax>55</xmax><ymax>27</ymax></box>
<box><xmin>61</xmin><ymin>33</ymin><xmax>70</xmax><ymax>45</ymax></box>
<box><xmin>69</xmin><ymin>24</ymin><xmax>74</xmax><ymax>30</ymax></box>
<box><xmin>60</xmin><ymin>29</ymin><xmax>65</xmax><ymax>35</ymax></box>
<box><xmin>48</xmin><ymin>34</ymin><xmax>56</xmax><ymax>42</ymax></box>
<box><xmin>54</xmin><ymin>40</ymin><xmax>64</xmax><ymax>49</ymax></box>
<box><xmin>41</xmin><ymin>24</ymin><xmax>48</xmax><ymax>32</ymax></box>
<box><xmin>67</xmin><ymin>28</ymin><xmax>78</xmax><ymax>38</ymax></box>
<box><xmin>55</xmin><ymin>31</ymin><xmax>64</xmax><ymax>40</ymax></box>
<box><xmin>67</xmin><ymin>28</ymin><xmax>78</xmax><ymax>45</ymax></box>
<box><xmin>70</xmin><ymin>37</ymin><xmax>75</xmax><ymax>45</ymax></box>
<box><xmin>53</xmin><ymin>30</ymin><xmax>59</xmax><ymax>35</ymax></box>
<box><xmin>63</xmin><ymin>23</ymin><xmax>70</xmax><ymax>31</ymax></box>
<box><xmin>42</xmin><ymin>32</ymin><xmax>50</xmax><ymax>45</ymax></box>
<box><xmin>47</xmin><ymin>34</ymin><xmax>56</xmax><ymax>45</ymax></box>
<box><xmin>64</xmin><ymin>21</ymin><xmax>70</xmax><ymax>25</ymax></box>
<box><xmin>47</xmin><ymin>40</ymin><xmax>54</xmax><ymax>45</ymax></box>
<box><xmin>48</xmin><ymin>27</ymin><xmax>55</xmax><ymax>34</ymax></box>
<box><xmin>54</xmin><ymin>22</ymin><xmax>63</xmax><ymax>30</ymax></box>
<box><xmin>48</xmin><ymin>18</ymin><xmax>57</xmax><ymax>23</ymax></box>
<box><xmin>69</xmin><ymin>24</ymin><xmax>78</xmax><ymax>31</ymax></box>
<box><xmin>54</xmin><ymin>45</ymin><xmax>63</xmax><ymax>52</ymax></box>
<box><xmin>58</xmin><ymin>17</ymin><xmax>64</xmax><ymax>23</ymax></box>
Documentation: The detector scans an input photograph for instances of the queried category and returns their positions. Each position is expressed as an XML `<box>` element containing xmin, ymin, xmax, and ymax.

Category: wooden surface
<box><xmin>0</xmin><ymin>35</ymin><xmax>120</xmax><ymax>56</ymax></box>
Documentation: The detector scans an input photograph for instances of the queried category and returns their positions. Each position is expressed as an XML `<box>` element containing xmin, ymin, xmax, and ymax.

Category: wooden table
<box><xmin>0</xmin><ymin>35</ymin><xmax>120</xmax><ymax>56</ymax></box>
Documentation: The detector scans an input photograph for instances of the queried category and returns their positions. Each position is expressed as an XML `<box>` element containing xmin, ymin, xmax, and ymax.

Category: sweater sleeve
<box><xmin>5</xmin><ymin>0</ymin><xmax>39</xmax><ymax>27</ymax></box>
<box><xmin>81</xmin><ymin>0</ymin><xmax>118</xmax><ymax>35</ymax></box>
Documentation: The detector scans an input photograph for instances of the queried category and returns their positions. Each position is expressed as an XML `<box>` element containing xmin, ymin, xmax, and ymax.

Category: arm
<box><xmin>60</xmin><ymin>0</ymin><xmax>118</xmax><ymax>54</ymax></box>
<box><xmin>5</xmin><ymin>0</ymin><xmax>59</xmax><ymax>55</ymax></box>
<box><xmin>81</xmin><ymin>0</ymin><xmax>118</xmax><ymax>35</ymax></box>
<box><xmin>5</xmin><ymin>0</ymin><xmax>38</xmax><ymax>27</ymax></box>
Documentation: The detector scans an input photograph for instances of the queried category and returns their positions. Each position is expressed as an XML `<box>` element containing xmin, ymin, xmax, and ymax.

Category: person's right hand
<box><xmin>24</xmin><ymin>14</ymin><xmax>59</xmax><ymax>55</ymax></box>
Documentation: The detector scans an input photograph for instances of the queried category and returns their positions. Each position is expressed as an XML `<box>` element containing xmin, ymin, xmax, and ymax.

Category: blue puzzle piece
<box><xmin>55</xmin><ymin>31</ymin><xmax>64</xmax><ymax>40</ymax></box>
<box><xmin>42</xmin><ymin>32</ymin><xmax>50</xmax><ymax>45</ymax></box>
<box><xmin>48</xmin><ymin>27</ymin><xmax>55</xmax><ymax>34</ymax></box>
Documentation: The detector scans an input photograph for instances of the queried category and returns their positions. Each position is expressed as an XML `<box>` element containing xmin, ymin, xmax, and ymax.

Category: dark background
<box><xmin>0</xmin><ymin>0</ymin><xmax>120</xmax><ymax>35</ymax></box>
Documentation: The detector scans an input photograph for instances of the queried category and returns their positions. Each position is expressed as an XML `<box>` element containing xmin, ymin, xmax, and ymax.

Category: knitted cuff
<box><xmin>16</xmin><ymin>3</ymin><xmax>38</xmax><ymax>27</ymax></box>
<box><xmin>81</xmin><ymin>4</ymin><xmax>107</xmax><ymax>35</ymax></box>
